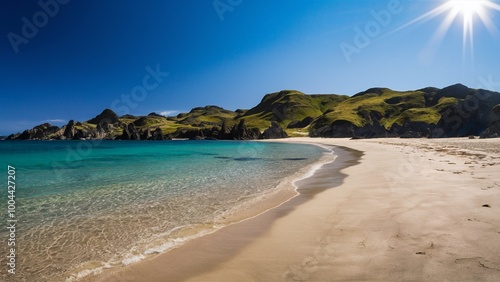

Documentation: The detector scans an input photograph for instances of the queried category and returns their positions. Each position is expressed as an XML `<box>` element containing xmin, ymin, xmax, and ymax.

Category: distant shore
<box><xmin>85</xmin><ymin>137</ymin><xmax>500</xmax><ymax>281</ymax></box>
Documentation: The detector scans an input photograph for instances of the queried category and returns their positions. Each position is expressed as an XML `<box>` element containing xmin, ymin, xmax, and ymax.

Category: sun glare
<box><xmin>449</xmin><ymin>0</ymin><xmax>487</xmax><ymax>17</ymax></box>
<box><xmin>388</xmin><ymin>0</ymin><xmax>500</xmax><ymax>64</ymax></box>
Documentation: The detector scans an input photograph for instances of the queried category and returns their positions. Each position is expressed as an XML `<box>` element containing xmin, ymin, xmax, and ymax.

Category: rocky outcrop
<box><xmin>87</xmin><ymin>109</ymin><xmax>120</xmax><ymax>125</ymax></box>
<box><xmin>95</xmin><ymin>121</ymin><xmax>112</xmax><ymax>139</ymax></box>
<box><xmin>480</xmin><ymin>121</ymin><xmax>500</xmax><ymax>138</ymax></box>
<box><xmin>63</xmin><ymin>120</ymin><xmax>75</xmax><ymax>139</ymax></box>
<box><xmin>433</xmin><ymin>90</ymin><xmax>500</xmax><ymax>138</ymax></box>
<box><xmin>6</xmin><ymin>84</ymin><xmax>500</xmax><ymax>141</ymax></box>
<box><xmin>12</xmin><ymin>123</ymin><xmax>60</xmax><ymax>140</ymax></box>
<box><xmin>172</xmin><ymin>120</ymin><xmax>261</xmax><ymax>140</ymax></box>
<box><xmin>480</xmin><ymin>104</ymin><xmax>500</xmax><ymax>138</ymax></box>
<box><xmin>217</xmin><ymin>120</ymin><xmax>232</xmax><ymax>139</ymax></box>
<box><xmin>153</xmin><ymin>128</ymin><xmax>169</xmax><ymax>140</ymax></box>
<box><xmin>120</xmin><ymin>123</ymin><xmax>140</xmax><ymax>140</ymax></box>
<box><xmin>230</xmin><ymin>120</ymin><xmax>260</xmax><ymax>140</ymax></box>
<box><xmin>287</xmin><ymin>116</ymin><xmax>314</xmax><ymax>129</ymax></box>
<box><xmin>261</xmin><ymin>121</ymin><xmax>289</xmax><ymax>139</ymax></box>
<box><xmin>390</xmin><ymin>121</ymin><xmax>434</xmax><ymax>138</ymax></box>
<box><xmin>311</xmin><ymin>120</ymin><xmax>385</xmax><ymax>138</ymax></box>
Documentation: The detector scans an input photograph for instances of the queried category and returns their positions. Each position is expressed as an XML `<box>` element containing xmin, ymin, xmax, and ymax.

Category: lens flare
<box><xmin>387</xmin><ymin>0</ymin><xmax>500</xmax><ymax>64</ymax></box>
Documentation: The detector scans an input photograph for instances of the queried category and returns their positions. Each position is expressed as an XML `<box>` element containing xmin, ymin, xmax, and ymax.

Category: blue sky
<box><xmin>1</xmin><ymin>0</ymin><xmax>500</xmax><ymax>135</ymax></box>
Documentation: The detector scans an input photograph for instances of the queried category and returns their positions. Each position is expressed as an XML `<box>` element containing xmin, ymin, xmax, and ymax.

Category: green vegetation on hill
<box><xmin>311</xmin><ymin>88</ymin><xmax>461</xmax><ymax>130</ymax></box>
<box><xmin>241</xmin><ymin>90</ymin><xmax>348</xmax><ymax>130</ymax></box>
<box><xmin>9</xmin><ymin>84</ymin><xmax>500</xmax><ymax>140</ymax></box>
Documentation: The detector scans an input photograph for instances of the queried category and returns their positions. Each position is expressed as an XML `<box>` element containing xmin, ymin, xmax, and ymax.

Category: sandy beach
<box><xmin>86</xmin><ymin>137</ymin><xmax>500</xmax><ymax>281</ymax></box>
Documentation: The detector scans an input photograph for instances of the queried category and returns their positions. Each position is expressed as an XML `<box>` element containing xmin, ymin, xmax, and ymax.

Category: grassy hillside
<box><xmin>240</xmin><ymin>90</ymin><xmax>348</xmax><ymax>129</ymax></box>
<box><xmin>311</xmin><ymin>88</ymin><xmax>461</xmax><ymax>130</ymax></box>
<box><xmin>11</xmin><ymin>84</ymin><xmax>500</xmax><ymax>140</ymax></box>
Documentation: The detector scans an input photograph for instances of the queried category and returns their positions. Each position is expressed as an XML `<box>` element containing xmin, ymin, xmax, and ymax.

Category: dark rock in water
<box><xmin>63</xmin><ymin>120</ymin><xmax>75</xmax><ymax>139</ymax></box>
<box><xmin>234</xmin><ymin>157</ymin><xmax>262</xmax><ymax>161</ymax></box>
<box><xmin>87</xmin><ymin>109</ymin><xmax>120</xmax><ymax>125</ymax></box>
<box><xmin>260</xmin><ymin>121</ymin><xmax>288</xmax><ymax>139</ymax></box>
<box><xmin>287</xmin><ymin>116</ymin><xmax>314</xmax><ymax>129</ymax></box>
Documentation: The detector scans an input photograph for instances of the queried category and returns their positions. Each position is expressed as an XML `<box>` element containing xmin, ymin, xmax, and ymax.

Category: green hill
<box><xmin>6</xmin><ymin>84</ymin><xmax>500</xmax><ymax>140</ymax></box>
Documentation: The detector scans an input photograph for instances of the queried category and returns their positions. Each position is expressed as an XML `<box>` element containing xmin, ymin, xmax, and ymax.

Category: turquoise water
<box><xmin>0</xmin><ymin>140</ymin><xmax>326</xmax><ymax>281</ymax></box>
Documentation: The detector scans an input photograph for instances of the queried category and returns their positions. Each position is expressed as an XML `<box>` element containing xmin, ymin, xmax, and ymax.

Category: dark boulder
<box><xmin>260</xmin><ymin>121</ymin><xmax>289</xmax><ymax>139</ymax></box>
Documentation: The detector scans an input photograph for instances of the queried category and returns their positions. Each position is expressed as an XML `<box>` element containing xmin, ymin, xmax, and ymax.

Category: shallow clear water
<box><xmin>0</xmin><ymin>140</ymin><xmax>325</xmax><ymax>281</ymax></box>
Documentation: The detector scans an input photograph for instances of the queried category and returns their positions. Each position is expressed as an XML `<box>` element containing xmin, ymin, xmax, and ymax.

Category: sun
<box><xmin>388</xmin><ymin>0</ymin><xmax>500</xmax><ymax>64</ymax></box>
<box><xmin>449</xmin><ymin>0</ymin><xmax>487</xmax><ymax>17</ymax></box>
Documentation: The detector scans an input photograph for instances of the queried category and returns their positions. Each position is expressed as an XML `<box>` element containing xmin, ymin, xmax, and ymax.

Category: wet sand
<box><xmin>85</xmin><ymin>137</ymin><xmax>500</xmax><ymax>281</ymax></box>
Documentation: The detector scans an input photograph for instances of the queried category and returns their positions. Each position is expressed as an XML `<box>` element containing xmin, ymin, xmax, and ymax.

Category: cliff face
<box><xmin>309</xmin><ymin>84</ymin><xmax>500</xmax><ymax>139</ymax></box>
<box><xmin>6</xmin><ymin>84</ymin><xmax>500</xmax><ymax>141</ymax></box>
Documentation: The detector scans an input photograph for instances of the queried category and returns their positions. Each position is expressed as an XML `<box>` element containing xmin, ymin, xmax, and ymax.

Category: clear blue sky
<box><xmin>1</xmin><ymin>0</ymin><xmax>500</xmax><ymax>135</ymax></box>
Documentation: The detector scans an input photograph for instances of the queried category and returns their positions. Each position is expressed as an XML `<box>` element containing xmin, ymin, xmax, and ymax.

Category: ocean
<box><xmin>0</xmin><ymin>140</ymin><xmax>328</xmax><ymax>281</ymax></box>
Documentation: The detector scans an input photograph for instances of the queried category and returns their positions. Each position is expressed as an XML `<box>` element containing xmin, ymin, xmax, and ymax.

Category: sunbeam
<box><xmin>388</xmin><ymin>0</ymin><xmax>500</xmax><ymax>65</ymax></box>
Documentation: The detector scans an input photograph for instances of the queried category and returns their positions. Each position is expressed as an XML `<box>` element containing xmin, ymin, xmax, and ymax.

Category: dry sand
<box><xmin>86</xmin><ymin>137</ymin><xmax>500</xmax><ymax>281</ymax></box>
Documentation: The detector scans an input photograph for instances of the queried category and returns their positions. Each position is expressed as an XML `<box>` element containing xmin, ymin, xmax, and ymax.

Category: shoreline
<box><xmin>77</xmin><ymin>140</ymin><xmax>341</xmax><ymax>281</ymax></box>
<box><xmin>82</xmin><ymin>141</ymin><xmax>359</xmax><ymax>282</ymax></box>
<box><xmin>85</xmin><ymin>137</ymin><xmax>500</xmax><ymax>281</ymax></box>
